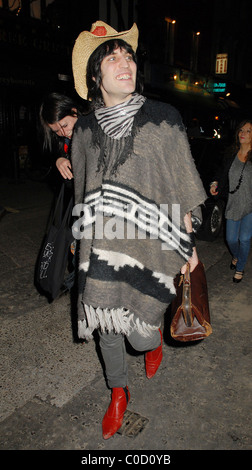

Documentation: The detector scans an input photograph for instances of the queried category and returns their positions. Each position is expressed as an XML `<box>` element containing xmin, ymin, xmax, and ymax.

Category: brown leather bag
<box><xmin>170</xmin><ymin>260</ymin><xmax>212</xmax><ymax>342</ymax></box>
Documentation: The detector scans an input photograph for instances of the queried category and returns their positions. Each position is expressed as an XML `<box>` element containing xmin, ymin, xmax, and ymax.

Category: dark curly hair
<box><xmin>86</xmin><ymin>39</ymin><xmax>143</xmax><ymax>109</ymax></box>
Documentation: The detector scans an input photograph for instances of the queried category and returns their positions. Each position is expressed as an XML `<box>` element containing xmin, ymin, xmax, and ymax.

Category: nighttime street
<box><xmin>0</xmin><ymin>0</ymin><xmax>251</xmax><ymax>461</ymax></box>
<box><xmin>0</xmin><ymin>178</ymin><xmax>251</xmax><ymax>457</ymax></box>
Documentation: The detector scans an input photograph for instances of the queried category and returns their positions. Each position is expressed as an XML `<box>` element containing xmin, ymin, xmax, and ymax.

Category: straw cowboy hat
<box><xmin>72</xmin><ymin>21</ymin><xmax>139</xmax><ymax>100</ymax></box>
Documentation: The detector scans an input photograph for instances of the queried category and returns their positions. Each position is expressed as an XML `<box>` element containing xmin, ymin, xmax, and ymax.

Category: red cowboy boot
<box><xmin>102</xmin><ymin>386</ymin><xmax>130</xmax><ymax>439</ymax></box>
<box><xmin>145</xmin><ymin>329</ymin><xmax>163</xmax><ymax>379</ymax></box>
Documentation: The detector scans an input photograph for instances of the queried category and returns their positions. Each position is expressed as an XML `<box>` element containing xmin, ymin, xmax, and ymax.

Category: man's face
<box><xmin>99</xmin><ymin>47</ymin><xmax>137</xmax><ymax>107</ymax></box>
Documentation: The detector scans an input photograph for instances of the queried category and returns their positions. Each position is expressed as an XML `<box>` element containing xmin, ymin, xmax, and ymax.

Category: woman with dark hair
<box><xmin>210</xmin><ymin>120</ymin><xmax>252</xmax><ymax>282</ymax></box>
<box><xmin>40</xmin><ymin>92</ymin><xmax>83</xmax><ymax>180</ymax></box>
<box><xmin>39</xmin><ymin>93</ymin><xmax>85</xmax><ymax>292</ymax></box>
<box><xmin>71</xmin><ymin>21</ymin><xmax>206</xmax><ymax>439</ymax></box>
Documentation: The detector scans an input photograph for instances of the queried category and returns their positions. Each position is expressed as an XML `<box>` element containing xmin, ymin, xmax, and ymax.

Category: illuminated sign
<box><xmin>215</xmin><ymin>53</ymin><xmax>228</xmax><ymax>74</ymax></box>
<box><xmin>213</xmin><ymin>82</ymin><xmax>227</xmax><ymax>93</ymax></box>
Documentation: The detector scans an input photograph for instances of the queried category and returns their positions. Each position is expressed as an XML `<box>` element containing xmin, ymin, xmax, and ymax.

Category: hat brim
<box><xmin>72</xmin><ymin>23</ymin><xmax>139</xmax><ymax>100</ymax></box>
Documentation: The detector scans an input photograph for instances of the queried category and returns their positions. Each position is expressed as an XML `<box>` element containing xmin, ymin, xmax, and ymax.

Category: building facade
<box><xmin>0</xmin><ymin>0</ymin><xmax>251</xmax><ymax>178</ymax></box>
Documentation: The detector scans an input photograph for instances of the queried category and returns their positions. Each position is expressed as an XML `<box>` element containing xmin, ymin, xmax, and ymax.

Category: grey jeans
<box><xmin>98</xmin><ymin>325</ymin><xmax>161</xmax><ymax>388</ymax></box>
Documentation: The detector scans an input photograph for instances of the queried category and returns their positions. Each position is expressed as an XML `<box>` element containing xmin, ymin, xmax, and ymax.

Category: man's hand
<box><xmin>181</xmin><ymin>247</ymin><xmax>199</xmax><ymax>273</ymax></box>
<box><xmin>181</xmin><ymin>212</ymin><xmax>199</xmax><ymax>273</ymax></box>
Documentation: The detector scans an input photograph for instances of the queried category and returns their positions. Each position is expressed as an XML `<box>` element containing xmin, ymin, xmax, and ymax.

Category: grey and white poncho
<box><xmin>71</xmin><ymin>96</ymin><xmax>207</xmax><ymax>340</ymax></box>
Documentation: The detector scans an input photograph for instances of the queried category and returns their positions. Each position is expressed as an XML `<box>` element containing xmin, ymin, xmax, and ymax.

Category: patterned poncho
<box><xmin>71</xmin><ymin>97</ymin><xmax>206</xmax><ymax>340</ymax></box>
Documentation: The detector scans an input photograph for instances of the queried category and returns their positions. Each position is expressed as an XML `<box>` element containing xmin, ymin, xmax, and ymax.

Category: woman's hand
<box><xmin>56</xmin><ymin>157</ymin><xmax>73</xmax><ymax>180</ymax></box>
<box><xmin>209</xmin><ymin>182</ymin><xmax>218</xmax><ymax>196</ymax></box>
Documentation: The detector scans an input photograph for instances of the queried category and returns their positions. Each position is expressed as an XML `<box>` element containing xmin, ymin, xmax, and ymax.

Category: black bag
<box><xmin>35</xmin><ymin>183</ymin><xmax>74</xmax><ymax>300</ymax></box>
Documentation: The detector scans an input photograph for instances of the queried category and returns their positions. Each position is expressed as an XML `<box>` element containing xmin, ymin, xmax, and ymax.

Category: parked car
<box><xmin>189</xmin><ymin>137</ymin><xmax>229</xmax><ymax>241</ymax></box>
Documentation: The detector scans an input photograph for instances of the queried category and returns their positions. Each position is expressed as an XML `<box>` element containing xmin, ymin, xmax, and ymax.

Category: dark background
<box><xmin>0</xmin><ymin>0</ymin><xmax>251</xmax><ymax>179</ymax></box>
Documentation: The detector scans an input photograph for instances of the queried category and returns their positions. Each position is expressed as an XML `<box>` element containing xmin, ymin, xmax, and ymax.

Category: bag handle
<box><xmin>60</xmin><ymin>194</ymin><xmax>74</xmax><ymax>229</ymax></box>
<box><xmin>52</xmin><ymin>183</ymin><xmax>73</xmax><ymax>229</ymax></box>
<box><xmin>43</xmin><ymin>183</ymin><xmax>64</xmax><ymax>234</ymax></box>
<box><xmin>182</xmin><ymin>262</ymin><xmax>193</xmax><ymax>327</ymax></box>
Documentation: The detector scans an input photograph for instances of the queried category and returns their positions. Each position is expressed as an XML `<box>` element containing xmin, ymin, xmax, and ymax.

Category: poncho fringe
<box><xmin>78</xmin><ymin>305</ymin><xmax>160</xmax><ymax>340</ymax></box>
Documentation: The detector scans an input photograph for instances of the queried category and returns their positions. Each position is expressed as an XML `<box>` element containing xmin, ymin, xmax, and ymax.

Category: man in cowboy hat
<box><xmin>71</xmin><ymin>21</ymin><xmax>206</xmax><ymax>440</ymax></box>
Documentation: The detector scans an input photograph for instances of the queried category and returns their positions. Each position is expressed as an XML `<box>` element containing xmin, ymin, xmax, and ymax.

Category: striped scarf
<box><xmin>95</xmin><ymin>93</ymin><xmax>146</xmax><ymax>139</ymax></box>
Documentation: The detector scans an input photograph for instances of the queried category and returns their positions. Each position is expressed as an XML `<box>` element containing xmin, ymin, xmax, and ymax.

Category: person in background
<box><xmin>71</xmin><ymin>21</ymin><xmax>206</xmax><ymax>440</ymax></box>
<box><xmin>39</xmin><ymin>92</ymin><xmax>85</xmax><ymax>292</ymax></box>
<box><xmin>39</xmin><ymin>92</ymin><xmax>84</xmax><ymax>181</ymax></box>
<box><xmin>210</xmin><ymin>120</ymin><xmax>252</xmax><ymax>283</ymax></box>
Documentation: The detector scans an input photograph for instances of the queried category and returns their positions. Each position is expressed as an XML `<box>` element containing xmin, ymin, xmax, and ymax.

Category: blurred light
<box><xmin>226</xmin><ymin>92</ymin><xmax>231</xmax><ymax>97</ymax></box>
<box><xmin>165</xmin><ymin>17</ymin><xmax>176</xmax><ymax>24</ymax></box>
<box><xmin>58</xmin><ymin>74</ymin><xmax>71</xmax><ymax>81</ymax></box>
<box><xmin>196</xmin><ymin>31</ymin><xmax>200</xmax><ymax>36</ymax></box>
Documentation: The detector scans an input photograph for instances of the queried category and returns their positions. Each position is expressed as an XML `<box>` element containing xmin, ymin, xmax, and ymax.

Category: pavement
<box><xmin>0</xmin><ymin>175</ymin><xmax>251</xmax><ymax>461</ymax></box>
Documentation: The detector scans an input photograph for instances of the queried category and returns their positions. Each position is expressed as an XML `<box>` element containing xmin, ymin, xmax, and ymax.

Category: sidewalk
<box><xmin>0</xmin><ymin>176</ymin><xmax>251</xmax><ymax>454</ymax></box>
<box><xmin>0</xmin><ymin>177</ymin><xmax>55</xmax><ymax>315</ymax></box>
